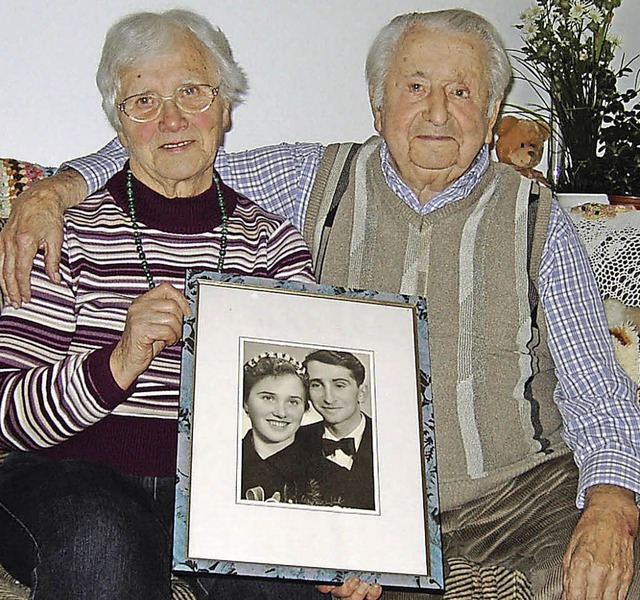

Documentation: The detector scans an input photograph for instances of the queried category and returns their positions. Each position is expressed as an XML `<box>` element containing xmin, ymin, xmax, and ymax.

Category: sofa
<box><xmin>0</xmin><ymin>157</ymin><xmax>638</xmax><ymax>599</ymax></box>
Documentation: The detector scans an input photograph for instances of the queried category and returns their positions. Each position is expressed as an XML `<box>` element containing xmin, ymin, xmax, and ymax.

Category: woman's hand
<box><xmin>316</xmin><ymin>577</ymin><xmax>382</xmax><ymax>600</ymax></box>
<box><xmin>110</xmin><ymin>283</ymin><xmax>192</xmax><ymax>389</ymax></box>
<box><xmin>0</xmin><ymin>169</ymin><xmax>87</xmax><ymax>308</ymax></box>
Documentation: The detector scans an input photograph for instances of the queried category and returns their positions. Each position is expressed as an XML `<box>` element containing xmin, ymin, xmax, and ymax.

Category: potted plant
<box><xmin>511</xmin><ymin>0</ymin><xmax>639</xmax><ymax>201</ymax></box>
<box><xmin>592</xmin><ymin>94</ymin><xmax>640</xmax><ymax>201</ymax></box>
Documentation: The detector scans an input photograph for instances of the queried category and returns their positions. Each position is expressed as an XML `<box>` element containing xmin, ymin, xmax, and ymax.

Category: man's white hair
<box><xmin>365</xmin><ymin>9</ymin><xmax>512</xmax><ymax>117</ymax></box>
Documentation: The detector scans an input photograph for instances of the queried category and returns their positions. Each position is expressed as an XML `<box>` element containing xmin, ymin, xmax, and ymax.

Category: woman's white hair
<box><xmin>96</xmin><ymin>9</ymin><xmax>248</xmax><ymax>131</ymax></box>
<box><xmin>365</xmin><ymin>9</ymin><xmax>512</xmax><ymax>118</ymax></box>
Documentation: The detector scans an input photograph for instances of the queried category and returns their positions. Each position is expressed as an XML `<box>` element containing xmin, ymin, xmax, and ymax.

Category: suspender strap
<box><xmin>304</xmin><ymin>143</ymin><xmax>361</xmax><ymax>280</ymax></box>
<box><xmin>526</xmin><ymin>180</ymin><xmax>541</xmax><ymax>310</ymax></box>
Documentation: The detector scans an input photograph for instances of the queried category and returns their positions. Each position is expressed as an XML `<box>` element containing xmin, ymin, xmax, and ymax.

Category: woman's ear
<box><xmin>222</xmin><ymin>101</ymin><xmax>232</xmax><ymax>133</ymax></box>
<box><xmin>117</xmin><ymin>129</ymin><xmax>129</xmax><ymax>149</ymax></box>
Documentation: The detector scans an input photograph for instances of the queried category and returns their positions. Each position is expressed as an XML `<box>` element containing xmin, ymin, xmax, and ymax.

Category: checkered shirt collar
<box><xmin>379</xmin><ymin>141</ymin><xmax>490</xmax><ymax>215</ymax></box>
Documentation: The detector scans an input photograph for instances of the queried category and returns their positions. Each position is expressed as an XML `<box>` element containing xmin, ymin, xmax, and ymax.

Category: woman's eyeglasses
<box><xmin>117</xmin><ymin>84</ymin><xmax>219</xmax><ymax>123</ymax></box>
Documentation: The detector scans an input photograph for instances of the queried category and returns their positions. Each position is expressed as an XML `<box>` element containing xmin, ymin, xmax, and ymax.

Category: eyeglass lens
<box><xmin>121</xmin><ymin>85</ymin><xmax>217</xmax><ymax>121</ymax></box>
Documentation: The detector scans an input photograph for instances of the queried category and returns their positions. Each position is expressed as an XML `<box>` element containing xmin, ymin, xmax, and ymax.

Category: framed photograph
<box><xmin>173</xmin><ymin>271</ymin><xmax>443</xmax><ymax>591</ymax></box>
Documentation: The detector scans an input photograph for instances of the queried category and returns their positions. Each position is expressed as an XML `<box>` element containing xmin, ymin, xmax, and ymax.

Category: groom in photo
<box><xmin>298</xmin><ymin>350</ymin><xmax>375</xmax><ymax>510</ymax></box>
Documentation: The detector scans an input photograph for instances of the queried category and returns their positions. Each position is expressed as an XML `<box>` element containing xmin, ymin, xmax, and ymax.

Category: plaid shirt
<box><xmin>68</xmin><ymin>138</ymin><xmax>640</xmax><ymax>507</ymax></box>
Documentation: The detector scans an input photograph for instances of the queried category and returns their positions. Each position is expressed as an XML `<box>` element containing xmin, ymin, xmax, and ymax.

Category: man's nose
<box><xmin>322</xmin><ymin>387</ymin><xmax>336</xmax><ymax>404</ymax></box>
<box><xmin>422</xmin><ymin>89</ymin><xmax>448</xmax><ymax>126</ymax></box>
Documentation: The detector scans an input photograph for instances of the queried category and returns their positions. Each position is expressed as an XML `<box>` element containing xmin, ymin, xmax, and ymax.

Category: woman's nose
<box><xmin>158</xmin><ymin>99</ymin><xmax>188</xmax><ymax>131</ymax></box>
<box><xmin>272</xmin><ymin>400</ymin><xmax>287</xmax><ymax>416</ymax></box>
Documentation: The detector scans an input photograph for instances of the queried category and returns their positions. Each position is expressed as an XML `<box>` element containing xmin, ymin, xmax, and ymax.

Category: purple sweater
<box><xmin>0</xmin><ymin>169</ymin><xmax>315</xmax><ymax>476</ymax></box>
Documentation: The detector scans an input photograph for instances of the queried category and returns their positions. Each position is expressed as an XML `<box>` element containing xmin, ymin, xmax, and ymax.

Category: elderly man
<box><xmin>2</xmin><ymin>9</ymin><xmax>639</xmax><ymax>600</ymax></box>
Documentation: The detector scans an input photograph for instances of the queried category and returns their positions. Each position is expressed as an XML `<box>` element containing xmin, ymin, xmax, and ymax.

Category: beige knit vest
<box><xmin>304</xmin><ymin>136</ymin><xmax>569</xmax><ymax>511</ymax></box>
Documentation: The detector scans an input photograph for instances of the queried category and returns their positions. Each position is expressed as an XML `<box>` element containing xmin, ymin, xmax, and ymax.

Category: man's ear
<box><xmin>485</xmin><ymin>97</ymin><xmax>504</xmax><ymax>144</ymax></box>
<box><xmin>372</xmin><ymin>107</ymin><xmax>383</xmax><ymax>134</ymax></box>
<box><xmin>357</xmin><ymin>383</ymin><xmax>368</xmax><ymax>404</ymax></box>
<box><xmin>370</xmin><ymin>86</ymin><xmax>383</xmax><ymax>133</ymax></box>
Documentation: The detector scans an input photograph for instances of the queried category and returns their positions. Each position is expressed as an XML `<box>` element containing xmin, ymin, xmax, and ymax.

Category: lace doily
<box><xmin>569</xmin><ymin>206</ymin><xmax>640</xmax><ymax>307</ymax></box>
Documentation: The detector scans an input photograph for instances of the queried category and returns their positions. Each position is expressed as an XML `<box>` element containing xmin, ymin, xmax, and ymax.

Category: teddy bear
<box><xmin>604</xmin><ymin>297</ymin><xmax>640</xmax><ymax>395</ymax></box>
<box><xmin>494</xmin><ymin>115</ymin><xmax>551</xmax><ymax>186</ymax></box>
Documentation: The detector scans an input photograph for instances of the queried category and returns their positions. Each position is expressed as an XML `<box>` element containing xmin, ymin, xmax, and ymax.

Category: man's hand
<box><xmin>110</xmin><ymin>283</ymin><xmax>192</xmax><ymax>390</ymax></box>
<box><xmin>0</xmin><ymin>168</ymin><xmax>87</xmax><ymax>308</ymax></box>
<box><xmin>562</xmin><ymin>484</ymin><xmax>638</xmax><ymax>599</ymax></box>
<box><xmin>316</xmin><ymin>577</ymin><xmax>382</xmax><ymax>600</ymax></box>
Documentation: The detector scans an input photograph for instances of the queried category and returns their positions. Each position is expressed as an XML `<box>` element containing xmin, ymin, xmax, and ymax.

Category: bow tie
<box><xmin>322</xmin><ymin>437</ymin><xmax>356</xmax><ymax>457</ymax></box>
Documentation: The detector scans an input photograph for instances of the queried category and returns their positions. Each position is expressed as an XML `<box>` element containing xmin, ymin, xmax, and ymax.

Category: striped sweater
<box><xmin>0</xmin><ymin>169</ymin><xmax>315</xmax><ymax>476</ymax></box>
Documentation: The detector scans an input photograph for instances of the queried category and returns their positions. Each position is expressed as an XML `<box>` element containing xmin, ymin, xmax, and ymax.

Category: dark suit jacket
<box><xmin>297</xmin><ymin>414</ymin><xmax>375</xmax><ymax>510</ymax></box>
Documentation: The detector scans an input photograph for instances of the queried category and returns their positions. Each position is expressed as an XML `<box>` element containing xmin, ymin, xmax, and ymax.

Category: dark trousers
<box><xmin>0</xmin><ymin>452</ymin><xmax>322</xmax><ymax>600</ymax></box>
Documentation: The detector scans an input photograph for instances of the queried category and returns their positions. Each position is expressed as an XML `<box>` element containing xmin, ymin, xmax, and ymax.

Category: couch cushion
<box><xmin>0</xmin><ymin>158</ymin><xmax>57</xmax><ymax>223</ymax></box>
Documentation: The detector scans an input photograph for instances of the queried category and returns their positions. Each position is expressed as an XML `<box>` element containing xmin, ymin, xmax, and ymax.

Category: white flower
<box><xmin>530</xmin><ymin>5</ymin><xmax>542</xmax><ymax>18</ymax></box>
<box><xmin>520</xmin><ymin>3</ymin><xmax>542</xmax><ymax>24</ymax></box>
<box><xmin>607</xmin><ymin>33</ymin><xmax>622</xmax><ymax>48</ymax></box>
<box><xmin>587</xmin><ymin>7</ymin><xmax>604</xmax><ymax>24</ymax></box>
<box><xmin>524</xmin><ymin>21</ymin><xmax>539</xmax><ymax>39</ymax></box>
<box><xmin>569</xmin><ymin>1</ymin><xmax>586</xmax><ymax>22</ymax></box>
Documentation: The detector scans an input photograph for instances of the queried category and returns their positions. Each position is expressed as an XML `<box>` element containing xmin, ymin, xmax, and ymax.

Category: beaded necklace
<box><xmin>126</xmin><ymin>169</ymin><xmax>229</xmax><ymax>289</ymax></box>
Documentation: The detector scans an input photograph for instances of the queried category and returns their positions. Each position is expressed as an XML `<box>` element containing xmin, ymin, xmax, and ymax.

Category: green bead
<box><xmin>126</xmin><ymin>168</ymin><xmax>229</xmax><ymax>287</ymax></box>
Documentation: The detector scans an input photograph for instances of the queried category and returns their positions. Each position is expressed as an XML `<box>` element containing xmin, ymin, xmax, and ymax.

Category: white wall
<box><xmin>1</xmin><ymin>0</ymin><xmax>638</xmax><ymax>166</ymax></box>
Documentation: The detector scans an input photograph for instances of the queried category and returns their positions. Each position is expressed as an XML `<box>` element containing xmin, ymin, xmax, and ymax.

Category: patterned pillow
<box><xmin>0</xmin><ymin>158</ymin><xmax>57</xmax><ymax>223</ymax></box>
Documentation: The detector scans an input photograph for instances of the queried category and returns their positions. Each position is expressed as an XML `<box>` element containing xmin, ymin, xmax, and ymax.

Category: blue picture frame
<box><xmin>173</xmin><ymin>271</ymin><xmax>443</xmax><ymax>591</ymax></box>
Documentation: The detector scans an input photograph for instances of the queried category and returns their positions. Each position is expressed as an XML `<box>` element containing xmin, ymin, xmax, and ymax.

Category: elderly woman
<box><xmin>0</xmin><ymin>9</ymin><xmax>318</xmax><ymax>599</ymax></box>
